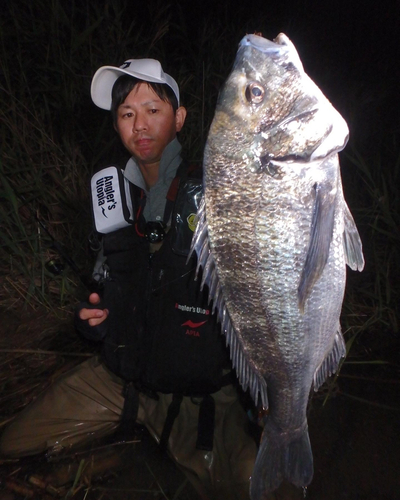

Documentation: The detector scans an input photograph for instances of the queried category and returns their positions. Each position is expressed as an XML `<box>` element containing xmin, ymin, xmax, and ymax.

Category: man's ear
<box><xmin>175</xmin><ymin>106</ymin><xmax>187</xmax><ymax>132</ymax></box>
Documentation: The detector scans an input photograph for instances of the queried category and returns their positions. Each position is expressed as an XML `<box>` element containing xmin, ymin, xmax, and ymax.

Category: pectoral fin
<box><xmin>298</xmin><ymin>181</ymin><xmax>336</xmax><ymax>312</ymax></box>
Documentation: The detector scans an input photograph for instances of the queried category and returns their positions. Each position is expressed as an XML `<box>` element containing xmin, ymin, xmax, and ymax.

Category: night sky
<box><xmin>130</xmin><ymin>0</ymin><xmax>399</xmax><ymax>148</ymax></box>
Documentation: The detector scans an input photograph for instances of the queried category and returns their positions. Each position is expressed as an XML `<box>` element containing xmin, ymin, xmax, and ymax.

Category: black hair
<box><xmin>111</xmin><ymin>74</ymin><xmax>178</xmax><ymax>126</ymax></box>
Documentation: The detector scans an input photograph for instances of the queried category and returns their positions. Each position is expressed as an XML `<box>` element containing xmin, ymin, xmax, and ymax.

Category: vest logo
<box><xmin>175</xmin><ymin>303</ymin><xmax>210</xmax><ymax>315</ymax></box>
<box><xmin>180</xmin><ymin>318</ymin><xmax>208</xmax><ymax>338</ymax></box>
<box><xmin>181</xmin><ymin>320</ymin><xmax>207</xmax><ymax>328</ymax></box>
<box><xmin>96</xmin><ymin>175</ymin><xmax>117</xmax><ymax>214</ymax></box>
<box><xmin>185</xmin><ymin>329</ymin><xmax>200</xmax><ymax>337</ymax></box>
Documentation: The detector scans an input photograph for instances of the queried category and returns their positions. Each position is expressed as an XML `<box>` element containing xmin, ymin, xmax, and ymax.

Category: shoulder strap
<box><xmin>163</xmin><ymin>160</ymin><xmax>202</xmax><ymax>225</ymax></box>
<box><xmin>158</xmin><ymin>393</ymin><xmax>216</xmax><ymax>453</ymax></box>
<box><xmin>163</xmin><ymin>160</ymin><xmax>188</xmax><ymax>224</ymax></box>
<box><xmin>159</xmin><ymin>394</ymin><xmax>183</xmax><ymax>451</ymax></box>
<box><xmin>91</xmin><ymin>165</ymin><xmax>133</xmax><ymax>234</ymax></box>
<box><xmin>131</xmin><ymin>185</ymin><xmax>146</xmax><ymax>237</ymax></box>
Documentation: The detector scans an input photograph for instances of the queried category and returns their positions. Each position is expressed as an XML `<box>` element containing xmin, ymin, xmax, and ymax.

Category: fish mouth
<box><xmin>274</xmin><ymin>108</ymin><xmax>319</xmax><ymax>131</ymax></box>
<box><xmin>239</xmin><ymin>33</ymin><xmax>304</xmax><ymax>72</ymax></box>
<box><xmin>258</xmin><ymin>109</ymin><xmax>333</xmax><ymax>163</ymax></box>
<box><xmin>260</xmin><ymin>107</ymin><xmax>318</xmax><ymax>137</ymax></box>
<box><xmin>240</xmin><ymin>34</ymin><xmax>283</xmax><ymax>55</ymax></box>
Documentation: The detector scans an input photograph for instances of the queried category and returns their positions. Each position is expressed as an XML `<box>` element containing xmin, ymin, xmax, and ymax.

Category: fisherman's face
<box><xmin>115</xmin><ymin>83</ymin><xmax>186</xmax><ymax>170</ymax></box>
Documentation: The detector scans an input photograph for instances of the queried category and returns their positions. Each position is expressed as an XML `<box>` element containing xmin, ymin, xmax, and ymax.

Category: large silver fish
<box><xmin>191</xmin><ymin>33</ymin><xmax>364</xmax><ymax>497</ymax></box>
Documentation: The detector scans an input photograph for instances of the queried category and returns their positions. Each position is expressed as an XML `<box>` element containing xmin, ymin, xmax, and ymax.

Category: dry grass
<box><xmin>0</xmin><ymin>1</ymin><xmax>398</xmax><ymax>498</ymax></box>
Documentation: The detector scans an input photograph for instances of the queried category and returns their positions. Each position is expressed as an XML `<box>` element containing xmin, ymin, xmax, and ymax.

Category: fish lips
<box><xmin>239</xmin><ymin>33</ymin><xmax>304</xmax><ymax>72</ymax></box>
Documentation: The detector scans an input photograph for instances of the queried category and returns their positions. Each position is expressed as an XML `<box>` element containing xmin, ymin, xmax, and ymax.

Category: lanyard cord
<box><xmin>134</xmin><ymin>189</ymin><xmax>146</xmax><ymax>237</ymax></box>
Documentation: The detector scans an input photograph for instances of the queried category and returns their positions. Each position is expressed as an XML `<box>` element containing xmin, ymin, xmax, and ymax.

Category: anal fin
<box><xmin>313</xmin><ymin>330</ymin><xmax>346</xmax><ymax>390</ymax></box>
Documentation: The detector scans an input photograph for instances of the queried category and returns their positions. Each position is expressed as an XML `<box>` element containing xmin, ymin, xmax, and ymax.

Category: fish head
<box><xmin>207</xmin><ymin>33</ymin><xmax>349</xmax><ymax>174</ymax></box>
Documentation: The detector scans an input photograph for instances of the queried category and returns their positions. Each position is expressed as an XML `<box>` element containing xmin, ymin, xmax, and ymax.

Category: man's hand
<box><xmin>79</xmin><ymin>293</ymin><xmax>109</xmax><ymax>327</ymax></box>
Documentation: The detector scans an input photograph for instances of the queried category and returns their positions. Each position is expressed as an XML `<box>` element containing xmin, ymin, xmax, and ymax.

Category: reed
<box><xmin>342</xmin><ymin>134</ymin><xmax>399</xmax><ymax>338</ymax></box>
<box><xmin>0</xmin><ymin>0</ymin><xmax>397</xmax><ymax>376</ymax></box>
<box><xmin>0</xmin><ymin>1</ymin><xmax>397</xmax><ymax>497</ymax></box>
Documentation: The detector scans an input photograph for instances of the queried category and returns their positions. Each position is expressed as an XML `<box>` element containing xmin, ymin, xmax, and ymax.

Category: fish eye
<box><xmin>245</xmin><ymin>82</ymin><xmax>265</xmax><ymax>104</ymax></box>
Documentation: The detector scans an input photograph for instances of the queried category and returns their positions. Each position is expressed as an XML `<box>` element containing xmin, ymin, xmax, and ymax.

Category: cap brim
<box><xmin>91</xmin><ymin>65</ymin><xmax>179</xmax><ymax>110</ymax></box>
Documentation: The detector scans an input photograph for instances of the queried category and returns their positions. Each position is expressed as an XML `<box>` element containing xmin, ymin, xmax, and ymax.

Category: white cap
<box><xmin>91</xmin><ymin>58</ymin><xmax>180</xmax><ymax>110</ymax></box>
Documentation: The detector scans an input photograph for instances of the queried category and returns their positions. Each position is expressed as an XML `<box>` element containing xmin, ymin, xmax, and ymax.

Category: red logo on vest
<box><xmin>181</xmin><ymin>320</ymin><xmax>207</xmax><ymax>337</ymax></box>
<box><xmin>181</xmin><ymin>320</ymin><xmax>207</xmax><ymax>328</ymax></box>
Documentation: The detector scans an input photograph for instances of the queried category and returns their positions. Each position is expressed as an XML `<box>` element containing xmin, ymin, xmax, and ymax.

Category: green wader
<box><xmin>0</xmin><ymin>356</ymin><xmax>257</xmax><ymax>500</ymax></box>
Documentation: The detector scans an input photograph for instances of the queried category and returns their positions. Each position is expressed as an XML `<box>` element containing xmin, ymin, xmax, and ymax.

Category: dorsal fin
<box><xmin>189</xmin><ymin>197</ymin><xmax>269</xmax><ymax>408</ymax></box>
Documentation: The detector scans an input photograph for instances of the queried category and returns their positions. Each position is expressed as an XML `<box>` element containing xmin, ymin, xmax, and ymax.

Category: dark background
<box><xmin>1</xmin><ymin>1</ymin><xmax>399</xmax><ymax>499</ymax></box>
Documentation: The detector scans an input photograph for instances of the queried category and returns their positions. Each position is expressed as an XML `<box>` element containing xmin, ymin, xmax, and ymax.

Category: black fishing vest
<box><xmin>96</xmin><ymin>161</ymin><xmax>230</xmax><ymax>396</ymax></box>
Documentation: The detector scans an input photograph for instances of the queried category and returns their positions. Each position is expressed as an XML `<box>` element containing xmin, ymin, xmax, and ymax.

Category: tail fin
<box><xmin>250</xmin><ymin>425</ymin><xmax>313</xmax><ymax>499</ymax></box>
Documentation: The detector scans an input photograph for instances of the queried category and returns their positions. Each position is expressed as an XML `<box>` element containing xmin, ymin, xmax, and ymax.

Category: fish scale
<box><xmin>190</xmin><ymin>32</ymin><xmax>364</xmax><ymax>498</ymax></box>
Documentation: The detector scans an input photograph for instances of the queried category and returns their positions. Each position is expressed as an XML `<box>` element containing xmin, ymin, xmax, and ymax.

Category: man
<box><xmin>0</xmin><ymin>58</ymin><xmax>257</xmax><ymax>499</ymax></box>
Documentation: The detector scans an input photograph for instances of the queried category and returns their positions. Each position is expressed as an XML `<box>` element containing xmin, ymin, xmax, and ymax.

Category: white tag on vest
<box><xmin>91</xmin><ymin>166</ymin><xmax>134</xmax><ymax>234</ymax></box>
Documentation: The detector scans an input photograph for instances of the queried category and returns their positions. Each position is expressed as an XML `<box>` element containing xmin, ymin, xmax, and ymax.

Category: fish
<box><xmin>190</xmin><ymin>33</ymin><xmax>364</xmax><ymax>498</ymax></box>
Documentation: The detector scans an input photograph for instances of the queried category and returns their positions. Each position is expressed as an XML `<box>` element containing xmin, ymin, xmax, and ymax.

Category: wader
<box><xmin>0</xmin><ymin>356</ymin><xmax>257</xmax><ymax>500</ymax></box>
<box><xmin>1</xmin><ymin>158</ymin><xmax>259</xmax><ymax>499</ymax></box>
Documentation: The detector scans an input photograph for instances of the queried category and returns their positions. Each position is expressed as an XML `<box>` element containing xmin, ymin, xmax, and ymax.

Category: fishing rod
<box><xmin>18</xmin><ymin>194</ymin><xmax>97</xmax><ymax>293</ymax></box>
